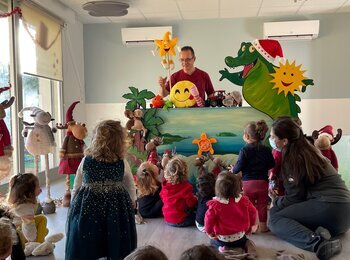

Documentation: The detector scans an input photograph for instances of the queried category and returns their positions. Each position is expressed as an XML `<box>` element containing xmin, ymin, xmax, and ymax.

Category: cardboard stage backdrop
<box><xmin>124</xmin><ymin>39</ymin><xmax>321</xmax><ymax>184</ymax></box>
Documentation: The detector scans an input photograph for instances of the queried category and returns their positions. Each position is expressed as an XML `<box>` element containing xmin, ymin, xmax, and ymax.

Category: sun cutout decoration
<box><xmin>270</xmin><ymin>60</ymin><xmax>306</xmax><ymax>96</ymax></box>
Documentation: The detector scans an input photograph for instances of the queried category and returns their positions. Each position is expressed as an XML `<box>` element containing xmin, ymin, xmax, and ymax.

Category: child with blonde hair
<box><xmin>66</xmin><ymin>120</ymin><xmax>137</xmax><ymax>260</ymax></box>
<box><xmin>7</xmin><ymin>173</ymin><xmax>62</xmax><ymax>256</ymax></box>
<box><xmin>160</xmin><ymin>156</ymin><xmax>197</xmax><ymax>227</ymax></box>
<box><xmin>205</xmin><ymin>172</ymin><xmax>258</xmax><ymax>255</ymax></box>
<box><xmin>231</xmin><ymin>120</ymin><xmax>275</xmax><ymax>232</ymax></box>
<box><xmin>136</xmin><ymin>162</ymin><xmax>163</xmax><ymax>218</ymax></box>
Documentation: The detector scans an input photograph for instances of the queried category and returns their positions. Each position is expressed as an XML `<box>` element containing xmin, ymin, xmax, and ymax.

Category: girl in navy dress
<box><xmin>65</xmin><ymin>120</ymin><xmax>137</xmax><ymax>260</ymax></box>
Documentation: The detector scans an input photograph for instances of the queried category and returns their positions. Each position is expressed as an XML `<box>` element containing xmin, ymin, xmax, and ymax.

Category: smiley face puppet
<box><xmin>169</xmin><ymin>80</ymin><xmax>197</xmax><ymax>108</ymax></box>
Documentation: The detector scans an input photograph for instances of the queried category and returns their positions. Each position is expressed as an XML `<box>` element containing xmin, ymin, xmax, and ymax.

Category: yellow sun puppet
<box><xmin>270</xmin><ymin>60</ymin><xmax>307</xmax><ymax>96</ymax></box>
<box><xmin>154</xmin><ymin>31</ymin><xmax>178</xmax><ymax>70</ymax></box>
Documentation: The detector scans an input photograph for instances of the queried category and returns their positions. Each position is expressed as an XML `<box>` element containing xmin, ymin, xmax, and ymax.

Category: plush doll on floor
<box><xmin>312</xmin><ymin>125</ymin><xmax>342</xmax><ymax>171</ymax></box>
<box><xmin>18</xmin><ymin>107</ymin><xmax>57</xmax><ymax>214</ymax></box>
<box><xmin>56</xmin><ymin>101</ymin><xmax>87</xmax><ymax>207</ymax></box>
<box><xmin>6</xmin><ymin>173</ymin><xmax>63</xmax><ymax>256</ymax></box>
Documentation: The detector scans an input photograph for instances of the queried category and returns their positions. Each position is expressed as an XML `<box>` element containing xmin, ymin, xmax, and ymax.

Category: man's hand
<box><xmin>158</xmin><ymin>76</ymin><xmax>167</xmax><ymax>88</ymax></box>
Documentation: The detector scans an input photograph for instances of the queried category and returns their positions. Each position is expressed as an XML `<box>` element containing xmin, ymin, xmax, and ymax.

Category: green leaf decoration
<box><xmin>137</xmin><ymin>99</ymin><xmax>147</xmax><ymax>109</ymax></box>
<box><xmin>126</xmin><ymin>100</ymin><xmax>137</xmax><ymax>110</ymax></box>
<box><xmin>294</xmin><ymin>94</ymin><xmax>301</xmax><ymax>102</ymax></box>
<box><xmin>142</xmin><ymin>108</ymin><xmax>164</xmax><ymax>141</ymax></box>
<box><xmin>129</xmin><ymin>86</ymin><xmax>139</xmax><ymax>97</ymax></box>
<box><xmin>143</xmin><ymin>108</ymin><xmax>157</xmax><ymax>121</ymax></box>
<box><xmin>122</xmin><ymin>93</ymin><xmax>136</xmax><ymax>99</ymax></box>
<box><xmin>138</xmin><ymin>89</ymin><xmax>155</xmax><ymax>99</ymax></box>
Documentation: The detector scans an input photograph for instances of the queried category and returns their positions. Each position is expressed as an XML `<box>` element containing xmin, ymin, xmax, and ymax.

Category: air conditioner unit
<box><xmin>121</xmin><ymin>26</ymin><xmax>172</xmax><ymax>46</ymax></box>
<box><xmin>263</xmin><ymin>20</ymin><xmax>319</xmax><ymax>41</ymax></box>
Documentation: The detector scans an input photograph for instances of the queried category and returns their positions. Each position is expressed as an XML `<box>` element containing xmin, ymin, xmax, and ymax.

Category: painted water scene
<box><xmin>157</xmin><ymin>107</ymin><xmax>273</xmax><ymax>156</ymax></box>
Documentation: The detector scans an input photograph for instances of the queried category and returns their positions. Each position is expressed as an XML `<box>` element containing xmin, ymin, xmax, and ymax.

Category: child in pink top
<box><xmin>160</xmin><ymin>156</ymin><xmax>198</xmax><ymax>227</ymax></box>
<box><xmin>205</xmin><ymin>172</ymin><xmax>258</xmax><ymax>252</ymax></box>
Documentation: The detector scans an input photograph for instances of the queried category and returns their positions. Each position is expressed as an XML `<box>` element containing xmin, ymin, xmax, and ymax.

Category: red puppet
<box><xmin>57</xmin><ymin>101</ymin><xmax>87</xmax><ymax>206</ymax></box>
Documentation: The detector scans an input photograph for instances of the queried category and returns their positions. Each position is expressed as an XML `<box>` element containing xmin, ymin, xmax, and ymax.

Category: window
<box><xmin>0</xmin><ymin>0</ymin><xmax>14</xmax><ymax>184</ymax></box>
<box><xmin>0</xmin><ymin>0</ymin><xmax>63</xmax><ymax>185</ymax></box>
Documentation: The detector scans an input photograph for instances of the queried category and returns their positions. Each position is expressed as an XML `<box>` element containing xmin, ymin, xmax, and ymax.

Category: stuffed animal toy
<box><xmin>170</xmin><ymin>81</ymin><xmax>197</xmax><ymax>108</ymax></box>
<box><xmin>154</xmin><ymin>31</ymin><xmax>178</xmax><ymax>70</ymax></box>
<box><xmin>312</xmin><ymin>125</ymin><xmax>342</xmax><ymax>171</ymax></box>
<box><xmin>192</xmin><ymin>133</ymin><xmax>217</xmax><ymax>155</ymax></box>
<box><xmin>223</xmin><ymin>91</ymin><xmax>243</xmax><ymax>107</ymax></box>
<box><xmin>56</xmin><ymin>101</ymin><xmax>87</xmax><ymax>207</ymax></box>
<box><xmin>150</xmin><ymin>95</ymin><xmax>165</xmax><ymax>108</ymax></box>
<box><xmin>145</xmin><ymin>137</ymin><xmax>163</xmax><ymax>175</ymax></box>
<box><xmin>0</xmin><ymin>86</ymin><xmax>15</xmax><ymax>182</ymax></box>
<box><xmin>18</xmin><ymin>107</ymin><xmax>57</xmax><ymax>214</ymax></box>
<box><xmin>131</xmin><ymin>109</ymin><xmax>147</xmax><ymax>136</ymax></box>
<box><xmin>161</xmin><ymin>149</ymin><xmax>173</xmax><ymax>170</ymax></box>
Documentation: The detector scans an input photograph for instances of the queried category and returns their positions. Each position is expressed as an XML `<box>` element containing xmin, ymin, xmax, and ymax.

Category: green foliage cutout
<box><xmin>122</xmin><ymin>86</ymin><xmax>155</xmax><ymax>110</ymax></box>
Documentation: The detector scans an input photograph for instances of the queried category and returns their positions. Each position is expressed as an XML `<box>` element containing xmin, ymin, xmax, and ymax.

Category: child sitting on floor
<box><xmin>160</xmin><ymin>156</ymin><xmax>198</xmax><ymax>227</ymax></box>
<box><xmin>136</xmin><ymin>162</ymin><xmax>163</xmax><ymax>218</ymax></box>
<box><xmin>7</xmin><ymin>173</ymin><xmax>63</xmax><ymax>256</ymax></box>
<box><xmin>205</xmin><ymin>172</ymin><xmax>258</xmax><ymax>257</ymax></box>
<box><xmin>195</xmin><ymin>172</ymin><xmax>216</xmax><ymax>232</ymax></box>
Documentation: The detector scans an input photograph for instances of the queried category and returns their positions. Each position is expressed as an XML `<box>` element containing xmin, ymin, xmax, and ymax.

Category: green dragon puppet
<box><xmin>219</xmin><ymin>39</ymin><xmax>314</xmax><ymax>119</ymax></box>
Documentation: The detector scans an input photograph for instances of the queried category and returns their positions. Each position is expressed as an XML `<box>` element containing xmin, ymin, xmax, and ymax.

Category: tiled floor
<box><xmin>28</xmin><ymin>180</ymin><xmax>350</xmax><ymax>260</ymax></box>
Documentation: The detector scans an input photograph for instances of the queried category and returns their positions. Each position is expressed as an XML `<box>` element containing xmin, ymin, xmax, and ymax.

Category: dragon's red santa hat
<box><xmin>251</xmin><ymin>39</ymin><xmax>284</xmax><ymax>64</ymax></box>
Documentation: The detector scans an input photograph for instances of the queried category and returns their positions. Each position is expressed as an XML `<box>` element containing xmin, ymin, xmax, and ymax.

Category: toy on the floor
<box><xmin>312</xmin><ymin>125</ymin><xmax>342</xmax><ymax>171</ymax></box>
<box><xmin>192</xmin><ymin>133</ymin><xmax>217</xmax><ymax>155</ymax></box>
<box><xmin>56</xmin><ymin>101</ymin><xmax>87</xmax><ymax>207</ymax></box>
<box><xmin>18</xmin><ymin>107</ymin><xmax>57</xmax><ymax>214</ymax></box>
<box><xmin>0</xmin><ymin>86</ymin><xmax>15</xmax><ymax>182</ymax></box>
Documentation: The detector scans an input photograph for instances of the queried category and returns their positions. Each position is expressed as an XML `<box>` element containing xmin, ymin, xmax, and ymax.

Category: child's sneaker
<box><xmin>218</xmin><ymin>246</ymin><xmax>226</xmax><ymax>253</ymax></box>
<box><xmin>316</xmin><ymin>239</ymin><xmax>342</xmax><ymax>260</ymax></box>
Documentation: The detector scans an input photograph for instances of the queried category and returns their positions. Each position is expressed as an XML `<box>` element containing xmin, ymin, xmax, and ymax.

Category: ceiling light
<box><xmin>82</xmin><ymin>1</ymin><xmax>129</xmax><ymax>17</ymax></box>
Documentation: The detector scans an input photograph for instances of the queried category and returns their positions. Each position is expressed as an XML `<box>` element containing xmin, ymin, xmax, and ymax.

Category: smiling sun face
<box><xmin>169</xmin><ymin>80</ymin><xmax>197</xmax><ymax>108</ymax></box>
<box><xmin>270</xmin><ymin>60</ymin><xmax>306</xmax><ymax>96</ymax></box>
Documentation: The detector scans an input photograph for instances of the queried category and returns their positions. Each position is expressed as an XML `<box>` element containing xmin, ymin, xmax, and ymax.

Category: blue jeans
<box><xmin>269</xmin><ymin>200</ymin><xmax>350</xmax><ymax>252</ymax></box>
<box><xmin>210</xmin><ymin>235</ymin><xmax>247</xmax><ymax>249</ymax></box>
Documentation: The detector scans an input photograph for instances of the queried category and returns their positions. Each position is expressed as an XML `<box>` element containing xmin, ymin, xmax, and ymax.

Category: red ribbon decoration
<box><xmin>0</xmin><ymin>6</ymin><xmax>22</xmax><ymax>18</ymax></box>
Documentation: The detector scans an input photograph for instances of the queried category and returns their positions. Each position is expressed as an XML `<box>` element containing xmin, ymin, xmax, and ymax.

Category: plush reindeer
<box><xmin>18</xmin><ymin>107</ymin><xmax>57</xmax><ymax>214</ymax></box>
<box><xmin>56</xmin><ymin>101</ymin><xmax>87</xmax><ymax>207</ymax></box>
<box><xmin>0</xmin><ymin>86</ymin><xmax>15</xmax><ymax>182</ymax></box>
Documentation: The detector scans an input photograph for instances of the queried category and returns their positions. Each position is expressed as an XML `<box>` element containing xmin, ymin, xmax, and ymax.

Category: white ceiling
<box><xmin>59</xmin><ymin>0</ymin><xmax>350</xmax><ymax>24</ymax></box>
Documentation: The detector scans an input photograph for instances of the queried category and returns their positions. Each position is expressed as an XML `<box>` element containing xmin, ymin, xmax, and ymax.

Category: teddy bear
<box><xmin>223</xmin><ymin>91</ymin><xmax>243</xmax><ymax>107</ymax></box>
<box><xmin>312</xmin><ymin>125</ymin><xmax>342</xmax><ymax>171</ymax></box>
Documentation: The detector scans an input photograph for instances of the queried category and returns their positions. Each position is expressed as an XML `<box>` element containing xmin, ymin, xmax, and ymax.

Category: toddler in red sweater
<box><xmin>160</xmin><ymin>156</ymin><xmax>198</xmax><ymax>227</ymax></box>
<box><xmin>205</xmin><ymin>172</ymin><xmax>258</xmax><ymax>254</ymax></box>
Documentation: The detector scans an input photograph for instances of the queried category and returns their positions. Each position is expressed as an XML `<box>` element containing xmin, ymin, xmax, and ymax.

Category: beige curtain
<box><xmin>19</xmin><ymin>1</ymin><xmax>63</xmax><ymax>81</ymax></box>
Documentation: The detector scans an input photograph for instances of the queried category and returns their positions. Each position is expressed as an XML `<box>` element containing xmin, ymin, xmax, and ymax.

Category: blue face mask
<box><xmin>269</xmin><ymin>137</ymin><xmax>281</xmax><ymax>152</ymax></box>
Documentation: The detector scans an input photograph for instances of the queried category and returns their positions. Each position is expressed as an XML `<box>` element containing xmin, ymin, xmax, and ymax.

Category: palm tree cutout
<box><xmin>123</xmin><ymin>86</ymin><xmax>154</xmax><ymax>110</ymax></box>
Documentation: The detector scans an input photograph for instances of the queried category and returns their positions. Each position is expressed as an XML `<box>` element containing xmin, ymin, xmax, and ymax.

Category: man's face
<box><xmin>179</xmin><ymin>50</ymin><xmax>195</xmax><ymax>72</ymax></box>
